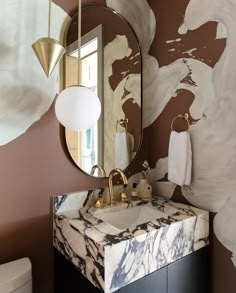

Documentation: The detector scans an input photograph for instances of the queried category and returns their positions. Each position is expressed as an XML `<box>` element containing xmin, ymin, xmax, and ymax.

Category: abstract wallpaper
<box><xmin>106</xmin><ymin>0</ymin><xmax>236</xmax><ymax>267</ymax></box>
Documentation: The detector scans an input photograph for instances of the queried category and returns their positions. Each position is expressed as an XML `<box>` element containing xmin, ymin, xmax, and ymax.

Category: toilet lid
<box><xmin>0</xmin><ymin>258</ymin><xmax>32</xmax><ymax>291</ymax></box>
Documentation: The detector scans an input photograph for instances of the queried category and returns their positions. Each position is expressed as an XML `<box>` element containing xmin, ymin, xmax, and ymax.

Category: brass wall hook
<box><xmin>171</xmin><ymin>113</ymin><xmax>190</xmax><ymax>131</ymax></box>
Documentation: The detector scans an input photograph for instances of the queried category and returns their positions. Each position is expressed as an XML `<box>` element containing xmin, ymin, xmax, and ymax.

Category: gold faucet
<box><xmin>108</xmin><ymin>168</ymin><xmax>128</xmax><ymax>206</ymax></box>
<box><xmin>90</xmin><ymin>164</ymin><xmax>106</xmax><ymax>177</ymax></box>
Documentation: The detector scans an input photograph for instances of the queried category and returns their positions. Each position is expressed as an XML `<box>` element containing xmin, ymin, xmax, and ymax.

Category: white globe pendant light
<box><xmin>55</xmin><ymin>0</ymin><xmax>101</xmax><ymax>131</ymax></box>
<box><xmin>55</xmin><ymin>86</ymin><xmax>101</xmax><ymax>131</ymax></box>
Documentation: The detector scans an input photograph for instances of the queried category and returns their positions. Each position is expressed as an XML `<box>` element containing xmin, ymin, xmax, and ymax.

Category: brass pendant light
<box><xmin>32</xmin><ymin>0</ymin><xmax>65</xmax><ymax>77</ymax></box>
<box><xmin>55</xmin><ymin>0</ymin><xmax>101</xmax><ymax>131</ymax></box>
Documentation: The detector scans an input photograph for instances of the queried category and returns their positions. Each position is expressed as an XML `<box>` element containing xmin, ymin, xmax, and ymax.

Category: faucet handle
<box><xmin>95</xmin><ymin>195</ymin><xmax>104</xmax><ymax>208</ymax></box>
<box><xmin>120</xmin><ymin>192</ymin><xmax>128</xmax><ymax>203</ymax></box>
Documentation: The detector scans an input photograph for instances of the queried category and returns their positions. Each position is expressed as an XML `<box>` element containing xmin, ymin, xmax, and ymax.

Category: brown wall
<box><xmin>0</xmin><ymin>1</ymin><xmax>235</xmax><ymax>293</ymax></box>
<box><xmin>0</xmin><ymin>101</ymin><xmax>108</xmax><ymax>293</ymax></box>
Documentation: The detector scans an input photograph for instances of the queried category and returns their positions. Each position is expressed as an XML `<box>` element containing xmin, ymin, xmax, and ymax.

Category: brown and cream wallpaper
<box><xmin>0</xmin><ymin>0</ymin><xmax>236</xmax><ymax>293</ymax></box>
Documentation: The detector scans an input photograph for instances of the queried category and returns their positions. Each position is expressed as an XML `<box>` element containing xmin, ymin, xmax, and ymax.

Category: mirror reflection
<box><xmin>64</xmin><ymin>5</ymin><xmax>142</xmax><ymax>177</ymax></box>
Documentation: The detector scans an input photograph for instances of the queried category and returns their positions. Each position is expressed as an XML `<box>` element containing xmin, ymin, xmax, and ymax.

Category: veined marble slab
<box><xmin>53</xmin><ymin>189</ymin><xmax>209</xmax><ymax>292</ymax></box>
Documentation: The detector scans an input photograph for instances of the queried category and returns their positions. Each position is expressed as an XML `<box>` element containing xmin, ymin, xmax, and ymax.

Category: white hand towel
<box><xmin>184</xmin><ymin>132</ymin><xmax>192</xmax><ymax>185</ymax></box>
<box><xmin>168</xmin><ymin>131</ymin><xmax>192</xmax><ymax>186</ymax></box>
<box><xmin>128</xmin><ymin>132</ymin><xmax>135</xmax><ymax>159</ymax></box>
<box><xmin>115</xmin><ymin>132</ymin><xmax>130</xmax><ymax>170</ymax></box>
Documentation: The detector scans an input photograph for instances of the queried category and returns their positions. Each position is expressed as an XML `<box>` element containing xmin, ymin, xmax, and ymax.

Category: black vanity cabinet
<box><xmin>117</xmin><ymin>247</ymin><xmax>210</xmax><ymax>293</ymax></box>
<box><xmin>167</xmin><ymin>246</ymin><xmax>210</xmax><ymax>293</ymax></box>
<box><xmin>118</xmin><ymin>266</ymin><xmax>167</xmax><ymax>293</ymax></box>
<box><xmin>54</xmin><ymin>247</ymin><xmax>210</xmax><ymax>293</ymax></box>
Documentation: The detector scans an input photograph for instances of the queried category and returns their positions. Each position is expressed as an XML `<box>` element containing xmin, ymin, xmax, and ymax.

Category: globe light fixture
<box><xmin>55</xmin><ymin>86</ymin><xmax>101</xmax><ymax>131</ymax></box>
<box><xmin>55</xmin><ymin>0</ymin><xmax>101</xmax><ymax>131</ymax></box>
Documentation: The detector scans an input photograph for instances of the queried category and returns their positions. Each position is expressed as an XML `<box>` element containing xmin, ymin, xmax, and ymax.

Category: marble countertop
<box><xmin>53</xmin><ymin>189</ymin><xmax>209</xmax><ymax>293</ymax></box>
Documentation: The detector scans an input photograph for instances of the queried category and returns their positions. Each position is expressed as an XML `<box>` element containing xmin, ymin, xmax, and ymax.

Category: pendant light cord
<box><xmin>48</xmin><ymin>0</ymin><xmax>52</xmax><ymax>38</ymax></box>
<box><xmin>78</xmin><ymin>0</ymin><xmax>82</xmax><ymax>85</ymax></box>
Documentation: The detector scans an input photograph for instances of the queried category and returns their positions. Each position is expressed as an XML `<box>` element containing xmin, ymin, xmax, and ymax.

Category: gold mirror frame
<box><xmin>62</xmin><ymin>5</ymin><xmax>143</xmax><ymax>177</ymax></box>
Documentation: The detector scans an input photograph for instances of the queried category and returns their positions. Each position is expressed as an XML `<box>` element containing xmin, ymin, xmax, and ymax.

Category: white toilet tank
<box><xmin>0</xmin><ymin>258</ymin><xmax>32</xmax><ymax>293</ymax></box>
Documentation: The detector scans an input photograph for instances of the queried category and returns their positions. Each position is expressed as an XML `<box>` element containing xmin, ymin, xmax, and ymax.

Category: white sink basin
<box><xmin>94</xmin><ymin>205</ymin><xmax>168</xmax><ymax>230</ymax></box>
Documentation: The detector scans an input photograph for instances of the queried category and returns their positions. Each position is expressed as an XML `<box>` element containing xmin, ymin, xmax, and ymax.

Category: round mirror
<box><xmin>64</xmin><ymin>5</ymin><xmax>142</xmax><ymax>177</ymax></box>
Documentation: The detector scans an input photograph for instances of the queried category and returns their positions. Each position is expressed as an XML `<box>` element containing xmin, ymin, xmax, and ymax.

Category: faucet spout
<box><xmin>90</xmin><ymin>164</ymin><xmax>106</xmax><ymax>177</ymax></box>
<box><xmin>108</xmin><ymin>168</ymin><xmax>128</xmax><ymax>206</ymax></box>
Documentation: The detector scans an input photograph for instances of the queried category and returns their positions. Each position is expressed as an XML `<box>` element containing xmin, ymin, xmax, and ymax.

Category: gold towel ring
<box><xmin>171</xmin><ymin>113</ymin><xmax>189</xmax><ymax>131</ymax></box>
<box><xmin>116</xmin><ymin>118</ymin><xmax>128</xmax><ymax>132</ymax></box>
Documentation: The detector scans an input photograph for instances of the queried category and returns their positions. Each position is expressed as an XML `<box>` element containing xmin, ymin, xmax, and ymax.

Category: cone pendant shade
<box><xmin>32</xmin><ymin>37</ymin><xmax>65</xmax><ymax>77</ymax></box>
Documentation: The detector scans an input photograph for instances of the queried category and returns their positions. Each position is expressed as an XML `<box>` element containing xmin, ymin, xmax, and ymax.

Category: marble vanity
<box><xmin>53</xmin><ymin>189</ymin><xmax>209</xmax><ymax>293</ymax></box>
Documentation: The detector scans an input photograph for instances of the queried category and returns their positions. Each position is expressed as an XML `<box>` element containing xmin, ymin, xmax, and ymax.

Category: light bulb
<box><xmin>55</xmin><ymin>86</ymin><xmax>101</xmax><ymax>131</ymax></box>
